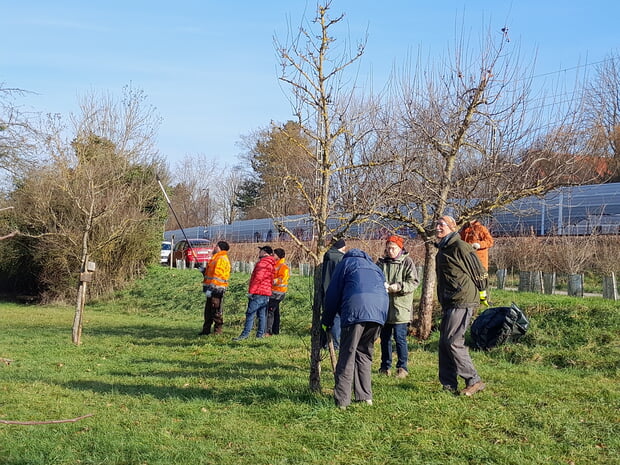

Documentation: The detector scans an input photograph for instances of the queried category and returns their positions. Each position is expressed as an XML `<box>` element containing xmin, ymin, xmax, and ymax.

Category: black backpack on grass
<box><xmin>470</xmin><ymin>303</ymin><xmax>529</xmax><ymax>350</ymax></box>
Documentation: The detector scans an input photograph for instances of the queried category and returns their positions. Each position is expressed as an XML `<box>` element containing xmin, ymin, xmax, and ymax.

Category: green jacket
<box><xmin>435</xmin><ymin>232</ymin><xmax>488</xmax><ymax>309</ymax></box>
<box><xmin>377</xmin><ymin>252</ymin><xmax>419</xmax><ymax>324</ymax></box>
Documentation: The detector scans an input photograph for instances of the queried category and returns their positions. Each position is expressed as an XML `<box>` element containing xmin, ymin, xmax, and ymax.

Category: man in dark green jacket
<box><xmin>321</xmin><ymin>239</ymin><xmax>346</xmax><ymax>349</ymax></box>
<box><xmin>435</xmin><ymin>215</ymin><xmax>488</xmax><ymax>396</ymax></box>
<box><xmin>376</xmin><ymin>235</ymin><xmax>419</xmax><ymax>378</ymax></box>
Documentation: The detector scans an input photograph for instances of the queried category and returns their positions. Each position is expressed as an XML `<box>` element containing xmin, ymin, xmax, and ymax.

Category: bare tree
<box><xmin>0</xmin><ymin>84</ymin><xmax>38</xmax><ymax>187</ymax></box>
<box><xmin>375</xmin><ymin>27</ymin><xmax>595</xmax><ymax>339</ymax></box>
<box><xmin>165</xmin><ymin>154</ymin><xmax>218</xmax><ymax>230</ymax></box>
<box><xmin>273</xmin><ymin>2</ymin><xmax>385</xmax><ymax>391</ymax></box>
<box><xmin>214</xmin><ymin>165</ymin><xmax>244</xmax><ymax>224</ymax></box>
<box><xmin>582</xmin><ymin>54</ymin><xmax>620</xmax><ymax>181</ymax></box>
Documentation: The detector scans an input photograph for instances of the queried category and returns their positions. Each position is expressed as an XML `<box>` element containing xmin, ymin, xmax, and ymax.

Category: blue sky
<box><xmin>2</xmin><ymin>1</ymin><xmax>618</xmax><ymax>168</ymax></box>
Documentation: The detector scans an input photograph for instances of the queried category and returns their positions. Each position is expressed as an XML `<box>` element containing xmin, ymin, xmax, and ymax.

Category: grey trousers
<box><xmin>334</xmin><ymin>322</ymin><xmax>382</xmax><ymax>407</ymax></box>
<box><xmin>438</xmin><ymin>306</ymin><xmax>481</xmax><ymax>389</ymax></box>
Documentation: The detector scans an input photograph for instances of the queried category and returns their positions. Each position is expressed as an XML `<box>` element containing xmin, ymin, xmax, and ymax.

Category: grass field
<box><xmin>0</xmin><ymin>265</ymin><xmax>618</xmax><ymax>465</ymax></box>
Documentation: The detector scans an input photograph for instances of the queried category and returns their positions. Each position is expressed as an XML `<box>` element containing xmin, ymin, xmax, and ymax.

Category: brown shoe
<box><xmin>396</xmin><ymin>368</ymin><xmax>409</xmax><ymax>379</ymax></box>
<box><xmin>379</xmin><ymin>368</ymin><xmax>391</xmax><ymax>376</ymax></box>
<box><xmin>462</xmin><ymin>381</ymin><xmax>486</xmax><ymax>397</ymax></box>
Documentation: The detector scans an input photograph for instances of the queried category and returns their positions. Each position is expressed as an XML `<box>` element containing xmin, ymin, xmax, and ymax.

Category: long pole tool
<box><xmin>156</xmin><ymin>175</ymin><xmax>199</xmax><ymax>262</ymax></box>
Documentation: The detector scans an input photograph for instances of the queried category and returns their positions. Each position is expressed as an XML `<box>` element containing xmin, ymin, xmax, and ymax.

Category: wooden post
<box><xmin>72</xmin><ymin>261</ymin><xmax>96</xmax><ymax>345</ymax></box>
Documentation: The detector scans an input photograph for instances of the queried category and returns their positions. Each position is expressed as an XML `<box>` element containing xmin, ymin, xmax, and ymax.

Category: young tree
<box><xmin>8</xmin><ymin>86</ymin><xmax>165</xmax><ymax>344</ymax></box>
<box><xmin>376</xmin><ymin>27</ymin><xmax>596</xmax><ymax>339</ymax></box>
<box><xmin>274</xmin><ymin>2</ymin><xmax>384</xmax><ymax>391</ymax></box>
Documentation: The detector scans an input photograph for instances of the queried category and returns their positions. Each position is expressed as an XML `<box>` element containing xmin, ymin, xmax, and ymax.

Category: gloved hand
<box><xmin>479</xmin><ymin>290</ymin><xmax>489</xmax><ymax>307</ymax></box>
<box><xmin>472</xmin><ymin>243</ymin><xmax>481</xmax><ymax>250</ymax></box>
<box><xmin>205</xmin><ymin>290</ymin><xmax>212</xmax><ymax>298</ymax></box>
<box><xmin>387</xmin><ymin>283</ymin><xmax>402</xmax><ymax>293</ymax></box>
<box><xmin>321</xmin><ymin>324</ymin><xmax>330</xmax><ymax>333</ymax></box>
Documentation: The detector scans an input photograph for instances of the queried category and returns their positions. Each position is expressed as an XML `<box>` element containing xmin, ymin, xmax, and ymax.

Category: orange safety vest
<box><xmin>203</xmin><ymin>250</ymin><xmax>231</xmax><ymax>289</ymax></box>
<box><xmin>272</xmin><ymin>258</ymin><xmax>290</xmax><ymax>294</ymax></box>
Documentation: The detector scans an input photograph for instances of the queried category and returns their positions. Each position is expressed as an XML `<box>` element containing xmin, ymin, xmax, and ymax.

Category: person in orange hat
<box><xmin>376</xmin><ymin>235</ymin><xmax>419</xmax><ymax>379</ymax></box>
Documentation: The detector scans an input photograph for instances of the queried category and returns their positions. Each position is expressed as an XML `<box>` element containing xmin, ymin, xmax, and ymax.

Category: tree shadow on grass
<box><xmin>62</xmin><ymin>374</ymin><xmax>320</xmax><ymax>405</ymax></box>
<box><xmin>87</xmin><ymin>323</ymin><xmax>206</xmax><ymax>347</ymax></box>
<box><xmin>105</xmin><ymin>358</ymin><xmax>304</xmax><ymax>380</ymax></box>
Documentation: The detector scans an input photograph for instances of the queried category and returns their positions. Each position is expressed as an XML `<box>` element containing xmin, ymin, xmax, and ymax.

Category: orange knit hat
<box><xmin>386</xmin><ymin>235</ymin><xmax>404</xmax><ymax>249</ymax></box>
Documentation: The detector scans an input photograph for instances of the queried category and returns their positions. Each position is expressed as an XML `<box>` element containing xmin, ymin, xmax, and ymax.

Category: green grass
<box><xmin>0</xmin><ymin>265</ymin><xmax>618</xmax><ymax>464</ymax></box>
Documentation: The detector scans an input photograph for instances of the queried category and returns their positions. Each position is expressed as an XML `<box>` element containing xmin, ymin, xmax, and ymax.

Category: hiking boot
<box><xmin>232</xmin><ymin>335</ymin><xmax>248</xmax><ymax>341</ymax></box>
<box><xmin>462</xmin><ymin>381</ymin><xmax>486</xmax><ymax>397</ymax></box>
<box><xmin>396</xmin><ymin>368</ymin><xmax>409</xmax><ymax>379</ymax></box>
<box><xmin>379</xmin><ymin>368</ymin><xmax>391</xmax><ymax>376</ymax></box>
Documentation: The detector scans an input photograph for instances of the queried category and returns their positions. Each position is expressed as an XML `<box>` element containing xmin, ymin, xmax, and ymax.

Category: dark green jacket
<box><xmin>321</xmin><ymin>246</ymin><xmax>344</xmax><ymax>297</ymax></box>
<box><xmin>435</xmin><ymin>232</ymin><xmax>488</xmax><ymax>309</ymax></box>
<box><xmin>377</xmin><ymin>252</ymin><xmax>419</xmax><ymax>324</ymax></box>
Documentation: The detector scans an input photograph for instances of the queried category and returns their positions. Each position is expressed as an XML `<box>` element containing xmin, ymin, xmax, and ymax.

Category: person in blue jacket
<box><xmin>321</xmin><ymin>248</ymin><xmax>389</xmax><ymax>409</ymax></box>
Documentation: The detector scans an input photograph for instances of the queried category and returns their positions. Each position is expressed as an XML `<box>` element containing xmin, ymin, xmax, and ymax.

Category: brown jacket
<box><xmin>460</xmin><ymin>220</ymin><xmax>494</xmax><ymax>270</ymax></box>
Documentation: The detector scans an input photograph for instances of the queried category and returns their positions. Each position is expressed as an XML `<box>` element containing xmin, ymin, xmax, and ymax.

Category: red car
<box><xmin>169</xmin><ymin>239</ymin><xmax>213</xmax><ymax>268</ymax></box>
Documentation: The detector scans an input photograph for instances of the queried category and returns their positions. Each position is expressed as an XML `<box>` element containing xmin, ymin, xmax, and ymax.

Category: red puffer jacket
<box><xmin>248</xmin><ymin>255</ymin><xmax>276</xmax><ymax>296</ymax></box>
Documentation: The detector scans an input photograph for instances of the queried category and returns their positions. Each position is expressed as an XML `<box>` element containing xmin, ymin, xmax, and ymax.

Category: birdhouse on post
<box><xmin>80</xmin><ymin>261</ymin><xmax>96</xmax><ymax>282</ymax></box>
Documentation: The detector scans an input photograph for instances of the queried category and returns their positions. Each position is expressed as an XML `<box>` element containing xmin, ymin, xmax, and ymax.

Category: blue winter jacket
<box><xmin>321</xmin><ymin>248</ymin><xmax>389</xmax><ymax>329</ymax></box>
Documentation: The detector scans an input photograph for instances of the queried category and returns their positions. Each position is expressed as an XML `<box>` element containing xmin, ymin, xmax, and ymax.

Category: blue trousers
<box><xmin>380</xmin><ymin>322</ymin><xmax>409</xmax><ymax>371</ymax></box>
<box><xmin>238</xmin><ymin>294</ymin><xmax>269</xmax><ymax>338</ymax></box>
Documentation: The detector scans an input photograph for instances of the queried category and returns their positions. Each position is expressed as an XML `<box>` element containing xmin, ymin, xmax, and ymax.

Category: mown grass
<box><xmin>0</xmin><ymin>265</ymin><xmax>618</xmax><ymax>465</ymax></box>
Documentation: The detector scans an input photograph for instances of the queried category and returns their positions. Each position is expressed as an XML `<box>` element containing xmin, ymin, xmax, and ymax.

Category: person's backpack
<box><xmin>470</xmin><ymin>303</ymin><xmax>529</xmax><ymax>350</ymax></box>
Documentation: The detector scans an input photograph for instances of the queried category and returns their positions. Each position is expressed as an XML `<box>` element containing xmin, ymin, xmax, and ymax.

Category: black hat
<box><xmin>258</xmin><ymin>245</ymin><xmax>273</xmax><ymax>255</ymax></box>
<box><xmin>333</xmin><ymin>239</ymin><xmax>346</xmax><ymax>249</ymax></box>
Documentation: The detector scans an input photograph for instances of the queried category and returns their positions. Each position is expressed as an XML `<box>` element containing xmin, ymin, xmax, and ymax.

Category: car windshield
<box><xmin>161</xmin><ymin>243</ymin><xmax>171</xmax><ymax>250</ymax></box>
<box><xmin>188</xmin><ymin>239</ymin><xmax>210</xmax><ymax>246</ymax></box>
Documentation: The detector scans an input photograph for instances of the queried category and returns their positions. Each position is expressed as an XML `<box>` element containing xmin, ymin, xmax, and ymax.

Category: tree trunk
<box><xmin>72</xmin><ymin>225</ymin><xmax>91</xmax><ymax>345</ymax></box>
<box><xmin>411</xmin><ymin>241</ymin><xmax>437</xmax><ymax>340</ymax></box>
<box><xmin>72</xmin><ymin>280</ymin><xmax>86</xmax><ymax>345</ymax></box>
<box><xmin>309</xmin><ymin>265</ymin><xmax>323</xmax><ymax>392</ymax></box>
